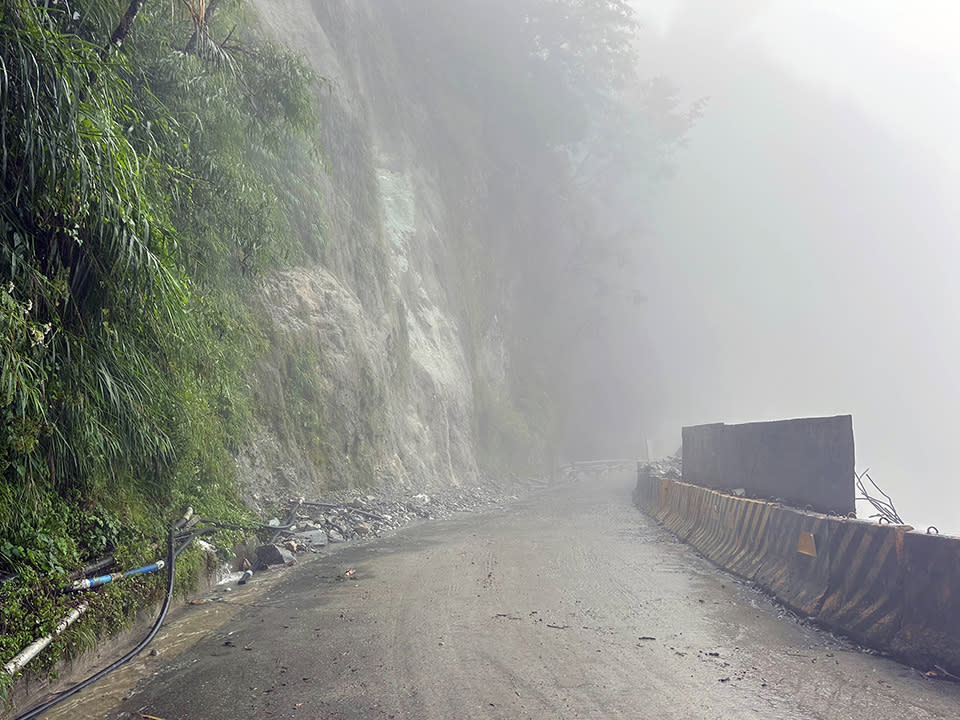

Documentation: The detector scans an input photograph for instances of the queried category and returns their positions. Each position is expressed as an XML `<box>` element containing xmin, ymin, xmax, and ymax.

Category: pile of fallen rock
<box><xmin>241</xmin><ymin>476</ymin><xmax>556</xmax><ymax>577</ymax></box>
<box><xmin>643</xmin><ymin>454</ymin><xmax>682</xmax><ymax>481</ymax></box>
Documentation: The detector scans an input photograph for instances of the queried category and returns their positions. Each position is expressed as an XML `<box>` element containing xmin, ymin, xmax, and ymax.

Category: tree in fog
<box><xmin>386</xmin><ymin>0</ymin><xmax>697</xmax><ymax>462</ymax></box>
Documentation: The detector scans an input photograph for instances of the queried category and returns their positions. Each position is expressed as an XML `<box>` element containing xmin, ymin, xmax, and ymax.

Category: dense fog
<box><xmin>625</xmin><ymin>1</ymin><xmax>960</xmax><ymax>531</ymax></box>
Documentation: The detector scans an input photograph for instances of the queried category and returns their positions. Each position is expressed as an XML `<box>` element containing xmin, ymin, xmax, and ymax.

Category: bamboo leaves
<box><xmin>1</xmin><ymin>0</ymin><xmax>321</xmax><ymax>580</ymax></box>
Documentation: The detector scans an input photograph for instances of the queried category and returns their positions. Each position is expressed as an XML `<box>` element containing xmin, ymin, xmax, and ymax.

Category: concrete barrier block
<box><xmin>682</xmin><ymin>415</ymin><xmax>855</xmax><ymax>515</ymax></box>
<box><xmin>700</xmin><ymin>495</ymin><xmax>738</xmax><ymax>566</ymax></box>
<box><xmin>726</xmin><ymin>499</ymin><xmax>773</xmax><ymax>580</ymax></box>
<box><xmin>632</xmin><ymin>467</ymin><xmax>657</xmax><ymax>513</ymax></box>
<box><xmin>664</xmin><ymin>482</ymin><xmax>684</xmax><ymax>535</ymax></box>
<box><xmin>686</xmin><ymin>489</ymin><xmax>722</xmax><ymax>557</ymax></box>
<box><xmin>692</xmin><ymin>486</ymin><xmax>713</xmax><ymax>541</ymax></box>
<box><xmin>890</xmin><ymin>532</ymin><xmax>960</xmax><ymax>672</ymax></box>
<box><xmin>816</xmin><ymin>520</ymin><xmax>906</xmax><ymax>647</ymax></box>
<box><xmin>671</xmin><ymin>483</ymin><xmax>697</xmax><ymax>540</ymax></box>
<box><xmin>676</xmin><ymin>484</ymin><xmax>703</xmax><ymax>541</ymax></box>
<box><xmin>636</xmin><ymin>463</ymin><xmax>960</xmax><ymax>674</ymax></box>
<box><xmin>753</xmin><ymin>507</ymin><xmax>833</xmax><ymax>617</ymax></box>
<box><xmin>654</xmin><ymin>480</ymin><xmax>675</xmax><ymax>525</ymax></box>
<box><xmin>712</xmin><ymin>495</ymin><xmax>751</xmax><ymax>568</ymax></box>
<box><xmin>655</xmin><ymin>482</ymin><xmax>676</xmax><ymax>529</ymax></box>
<box><xmin>643</xmin><ymin>467</ymin><xmax>662</xmax><ymax>507</ymax></box>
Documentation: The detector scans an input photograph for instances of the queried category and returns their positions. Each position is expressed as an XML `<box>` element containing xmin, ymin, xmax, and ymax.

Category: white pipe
<box><xmin>3</xmin><ymin>603</ymin><xmax>88</xmax><ymax>675</ymax></box>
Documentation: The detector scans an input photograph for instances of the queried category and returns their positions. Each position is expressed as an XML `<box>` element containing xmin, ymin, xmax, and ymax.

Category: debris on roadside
<box><xmin>255</xmin><ymin>477</ymin><xmax>558</xmax><ymax>559</ymax></box>
<box><xmin>256</xmin><ymin>544</ymin><xmax>296</xmax><ymax>569</ymax></box>
<box><xmin>218</xmin><ymin>475</ymin><xmax>565</xmax><ymax>582</ymax></box>
<box><xmin>925</xmin><ymin>665</ymin><xmax>960</xmax><ymax>682</ymax></box>
<box><xmin>300</xmin><ymin>528</ymin><xmax>328</xmax><ymax>547</ymax></box>
<box><xmin>188</xmin><ymin>597</ymin><xmax>223</xmax><ymax>606</ymax></box>
<box><xmin>643</xmin><ymin>455</ymin><xmax>682</xmax><ymax>481</ymax></box>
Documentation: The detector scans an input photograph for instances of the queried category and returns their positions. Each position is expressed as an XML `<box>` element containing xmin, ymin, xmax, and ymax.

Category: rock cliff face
<box><xmin>237</xmin><ymin>0</ymin><xmax>507</xmax><ymax>509</ymax></box>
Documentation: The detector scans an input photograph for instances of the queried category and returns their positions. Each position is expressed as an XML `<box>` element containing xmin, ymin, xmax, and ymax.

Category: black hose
<box><xmin>67</xmin><ymin>556</ymin><xmax>115</xmax><ymax>581</ymax></box>
<box><xmin>173</xmin><ymin>528</ymin><xmax>217</xmax><ymax>555</ymax></box>
<box><xmin>196</xmin><ymin>518</ymin><xmax>295</xmax><ymax>533</ymax></box>
<box><xmin>14</xmin><ymin>521</ymin><xmax>181</xmax><ymax>720</ymax></box>
<box><xmin>269</xmin><ymin>500</ymin><xmax>302</xmax><ymax>544</ymax></box>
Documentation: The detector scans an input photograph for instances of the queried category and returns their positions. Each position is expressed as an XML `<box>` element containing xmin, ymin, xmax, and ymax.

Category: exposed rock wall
<box><xmin>237</xmin><ymin>0</ymin><xmax>502</xmax><ymax>509</ymax></box>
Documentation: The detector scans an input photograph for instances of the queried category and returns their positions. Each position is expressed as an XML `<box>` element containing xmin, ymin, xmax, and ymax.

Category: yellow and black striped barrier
<box><xmin>635</xmin><ymin>466</ymin><xmax>960</xmax><ymax>675</ymax></box>
<box><xmin>893</xmin><ymin>532</ymin><xmax>960</xmax><ymax>671</ymax></box>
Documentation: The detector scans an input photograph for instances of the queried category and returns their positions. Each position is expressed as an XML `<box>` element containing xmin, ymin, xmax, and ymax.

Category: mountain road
<box><xmin>38</xmin><ymin>471</ymin><xmax>960</xmax><ymax>719</ymax></box>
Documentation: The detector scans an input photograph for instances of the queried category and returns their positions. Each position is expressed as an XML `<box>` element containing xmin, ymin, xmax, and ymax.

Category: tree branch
<box><xmin>109</xmin><ymin>0</ymin><xmax>147</xmax><ymax>51</ymax></box>
<box><xmin>185</xmin><ymin>0</ymin><xmax>222</xmax><ymax>55</ymax></box>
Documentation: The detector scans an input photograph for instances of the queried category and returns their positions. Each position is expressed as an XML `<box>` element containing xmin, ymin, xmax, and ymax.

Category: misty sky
<box><xmin>626</xmin><ymin>2</ymin><xmax>960</xmax><ymax>531</ymax></box>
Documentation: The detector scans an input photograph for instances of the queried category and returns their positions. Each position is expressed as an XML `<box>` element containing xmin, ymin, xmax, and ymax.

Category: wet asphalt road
<box><xmin>40</xmin><ymin>472</ymin><xmax>960</xmax><ymax>719</ymax></box>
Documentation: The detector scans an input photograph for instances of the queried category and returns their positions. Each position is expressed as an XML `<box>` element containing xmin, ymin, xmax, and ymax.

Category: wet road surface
<box><xmin>42</xmin><ymin>472</ymin><xmax>960</xmax><ymax>719</ymax></box>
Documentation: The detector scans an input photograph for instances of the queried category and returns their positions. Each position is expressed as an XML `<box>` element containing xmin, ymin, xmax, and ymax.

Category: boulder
<box><xmin>256</xmin><ymin>544</ymin><xmax>296</xmax><ymax>568</ymax></box>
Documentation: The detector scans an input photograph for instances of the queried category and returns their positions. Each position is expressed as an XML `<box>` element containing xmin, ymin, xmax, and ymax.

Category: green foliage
<box><xmin>0</xmin><ymin>0</ymin><xmax>321</xmax><ymax>687</ymax></box>
<box><xmin>0</xmin><ymin>567</ymin><xmax>63</xmax><ymax>689</ymax></box>
<box><xmin>68</xmin><ymin>504</ymin><xmax>124</xmax><ymax>559</ymax></box>
<box><xmin>0</xmin><ymin>0</ymin><xmax>317</xmax><ymax>566</ymax></box>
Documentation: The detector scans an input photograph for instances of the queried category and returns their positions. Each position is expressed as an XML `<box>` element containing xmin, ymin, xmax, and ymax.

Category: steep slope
<box><xmin>238</xmin><ymin>0</ymin><xmax>497</xmax><ymax>507</ymax></box>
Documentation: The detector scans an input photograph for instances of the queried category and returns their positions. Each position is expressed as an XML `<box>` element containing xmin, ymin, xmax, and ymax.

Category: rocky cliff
<box><xmin>236</xmin><ymin>0</ymin><xmax>508</xmax><ymax>509</ymax></box>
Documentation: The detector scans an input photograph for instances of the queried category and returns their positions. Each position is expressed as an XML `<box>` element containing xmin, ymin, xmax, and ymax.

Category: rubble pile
<box><xmin>643</xmin><ymin>454</ymin><xmax>682</xmax><ymax>481</ymax></box>
<box><xmin>246</xmin><ymin>476</ymin><xmax>556</xmax><ymax>572</ymax></box>
<box><xmin>290</xmin><ymin>482</ymin><xmax>537</xmax><ymax>543</ymax></box>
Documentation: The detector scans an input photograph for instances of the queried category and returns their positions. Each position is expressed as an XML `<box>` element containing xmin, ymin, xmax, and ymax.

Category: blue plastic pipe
<box><xmin>67</xmin><ymin>560</ymin><xmax>166</xmax><ymax>592</ymax></box>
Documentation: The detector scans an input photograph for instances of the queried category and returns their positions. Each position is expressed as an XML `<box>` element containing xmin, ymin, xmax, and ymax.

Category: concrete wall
<box><xmin>682</xmin><ymin>415</ymin><xmax>855</xmax><ymax>515</ymax></box>
<box><xmin>634</xmin><ymin>465</ymin><xmax>960</xmax><ymax>676</ymax></box>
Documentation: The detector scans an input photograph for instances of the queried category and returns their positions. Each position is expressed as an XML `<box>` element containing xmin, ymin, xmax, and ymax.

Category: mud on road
<box><xmin>43</xmin><ymin>472</ymin><xmax>960</xmax><ymax>719</ymax></box>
